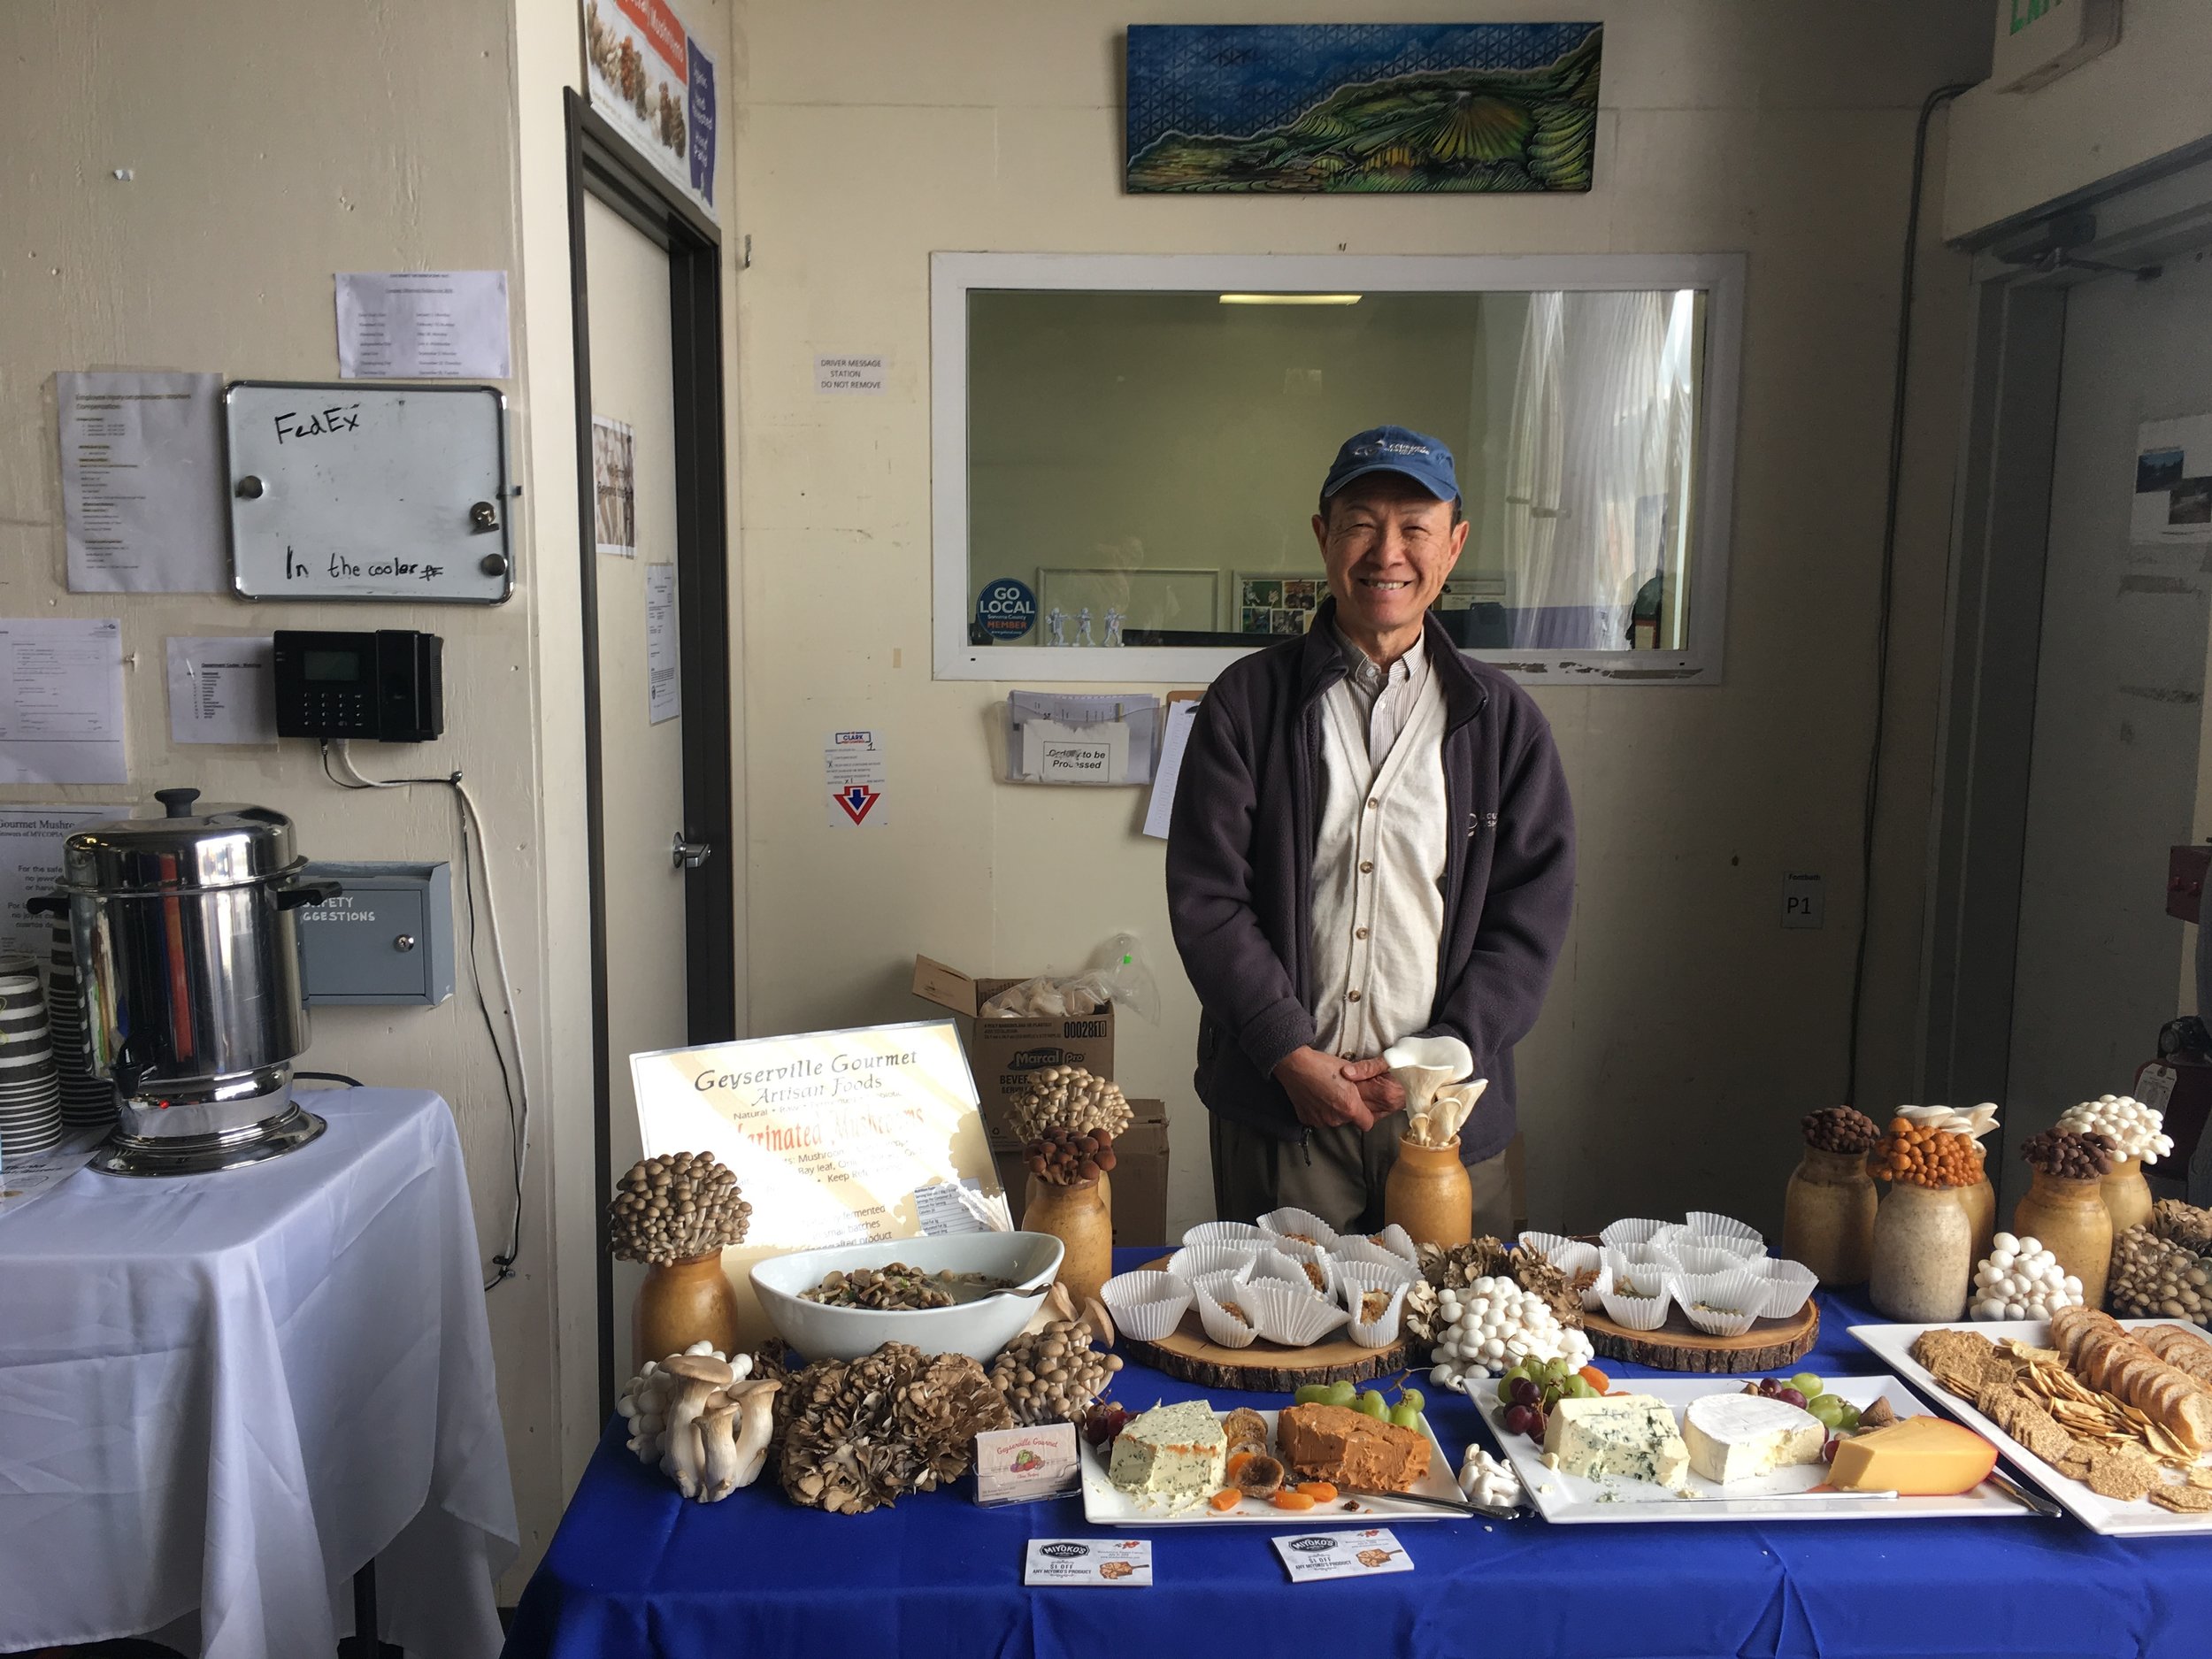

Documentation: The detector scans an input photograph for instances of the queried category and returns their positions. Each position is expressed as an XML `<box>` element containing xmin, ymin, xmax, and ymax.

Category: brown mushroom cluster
<box><xmin>1003</xmin><ymin>1066</ymin><xmax>1133</xmax><ymax>1146</ymax></box>
<box><xmin>987</xmin><ymin>1316</ymin><xmax>1124</xmax><ymax>1425</ymax></box>
<box><xmin>608</xmin><ymin>1151</ymin><xmax>753</xmax><ymax>1265</ymax></box>
<box><xmin>2020</xmin><ymin>1126</ymin><xmax>2114</xmax><ymax>1179</ymax></box>
<box><xmin>2155</xmin><ymin>1197</ymin><xmax>2212</xmax><ymax>1256</ymax></box>
<box><xmin>1024</xmin><ymin>1125</ymin><xmax>1117</xmax><ymax>1187</ymax></box>
<box><xmin>777</xmin><ymin>1341</ymin><xmax>1013</xmax><ymax>1515</ymax></box>
<box><xmin>1417</xmin><ymin>1236</ymin><xmax>1514</xmax><ymax>1290</ymax></box>
<box><xmin>1399</xmin><ymin>1279</ymin><xmax>1446</xmax><ymax>1359</ymax></box>
<box><xmin>1801</xmin><ymin>1105</ymin><xmax>1882</xmax><ymax>1154</ymax></box>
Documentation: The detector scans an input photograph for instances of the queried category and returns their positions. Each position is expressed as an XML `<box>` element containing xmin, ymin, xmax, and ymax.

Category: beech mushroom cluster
<box><xmin>1002</xmin><ymin>1066</ymin><xmax>1133</xmax><ymax>1146</ymax></box>
<box><xmin>616</xmin><ymin>1340</ymin><xmax>781</xmax><ymax>1502</ymax></box>
<box><xmin>608</xmin><ymin>1151</ymin><xmax>753</xmax><ymax>1265</ymax></box>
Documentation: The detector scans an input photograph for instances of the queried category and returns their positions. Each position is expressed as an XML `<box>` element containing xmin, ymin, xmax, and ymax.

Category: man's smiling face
<box><xmin>1312</xmin><ymin>473</ymin><xmax>1467</xmax><ymax>648</ymax></box>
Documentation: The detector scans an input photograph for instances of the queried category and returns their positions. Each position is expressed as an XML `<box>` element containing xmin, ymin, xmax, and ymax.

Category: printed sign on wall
<box><xmin>584</xmin><ymin>0</ymin><xmax>718</xmax><ymax>223</ymax></box>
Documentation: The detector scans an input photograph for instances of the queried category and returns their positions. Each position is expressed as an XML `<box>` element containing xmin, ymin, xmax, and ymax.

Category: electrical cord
<box><xmin>1844</xmin><ymin>81</ymin><xmax>1976</xmax><ymax>1109</ymax></box>
<box><xmin>320</xmin><ymin>738</ymin><xmax>532</xmax><ymax>1292</ymax></box>
<box><xmin>296</xmin><ymin>1070</ymin><xmax>365</xmax><ymax>1088</ymax></box>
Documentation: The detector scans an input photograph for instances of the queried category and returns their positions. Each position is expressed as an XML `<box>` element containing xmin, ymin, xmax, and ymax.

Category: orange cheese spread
<box><xmin>1276</xmin><ymin>1403</ymin><xmax>1430</xmax><ymax>1493</ymax></box>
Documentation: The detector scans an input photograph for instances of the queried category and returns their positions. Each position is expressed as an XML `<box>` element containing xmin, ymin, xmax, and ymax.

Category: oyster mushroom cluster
<box><xmin>1003</xmin><ymin>1066</ymin><xmax>1133</xmax><ymax>1146</ymax></box>
<box><xmin>608</xmin><ymin>1150</ymin><xmax>753</xmax><ymax>1265</ymax></box>
<box><xmin>616</xmin><ymin>1340</ymin><xmax>780</xmax><ymax>1502</ymax></box>
<box><xmin>778</xmin><ymin>1341</ymin><xmax>1013</xmax><ymax>1515</ymax></box>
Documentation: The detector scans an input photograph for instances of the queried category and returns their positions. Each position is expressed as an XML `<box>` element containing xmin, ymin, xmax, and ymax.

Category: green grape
<box><xmin>1399</xmin><ymin>1387</ymin><xmax>1425</xmax><ymax>1412</ymax></box>
<box><xmin>1389</xmin><ymin>1402</ymin><xmax>1421</xmax><ymax>1429</ymax></box>
<box><xmin>1835</xmin><ymin>1402</ymin><xmax>1862</xmax><ymax>1432</ymax></box>
<box><xmin>1788</xmin><ymin>1373</ymin><xmax>1824</xmax><ymax>1401</ymax></box>
<box><xmin>1325</xmin><ymin>1380</ymin><xmax>1357</xmax><ymax>1408</ymax></box>
<box><xmin>1358</xmin><ymin>1388</ymin><xmax>1389</xmax><ymax>1420</ymax></box>
<box><xmin>1495</xmin><ymin>1375</ymin><xmax>1519</xmax><ymax>1407</ymax></box>
<box><xmin>1294</xmin><ymin>1384</ymin><xmax>1328</xmax><ymax>1406</ymax></box>
<box><xmin>1805</xmin><ymin>1394</ymin><xmax>1845</xmax><ymax>1428</ymax></box>
<box><xmin>1541</xmin><ymin>1357</ymin><xmax>1571</xmax><ymax>1382</ymax></box>
<box><xmin>1563</xmin><ymin>1376</ymin><xmax>1596</xmax><ymax>1400</ymax></box>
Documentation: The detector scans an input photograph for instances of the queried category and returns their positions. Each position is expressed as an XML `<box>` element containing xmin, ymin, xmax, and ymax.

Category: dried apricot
<box><xmin>1270</xmin><ymin>1489</ymin><xmax>1317</xmax><ymax>1511</ymax></box>
<box><xmin>1210</xmin><ymin>1487</ymin><xmax>1242</xmax><ymax>1512</ymax></box>
<box><xmin>1225</xmin><ymin>1451</ymin><xmax>1253</xmax><ymax>1480</ymax></box>
<box><xmin>1295</xmin><ymin>1481</ymin><xmax>1339</xmax><ymax>1502</ymax></box>
<box><xmin>1577</xmin><ymin>1366</ymin><xmax>1610</xmax><ymax>1394</ymax></box>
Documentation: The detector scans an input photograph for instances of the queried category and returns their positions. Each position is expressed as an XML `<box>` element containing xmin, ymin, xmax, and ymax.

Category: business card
<box><xmin>974</xmin><ymin>1423</ymin><xmax>1080</xmax><ymax>1507</ymax></box>
<box><xmin>1271</xmin><ymin>1527</ymin><xmax>1414</xmax><ymax>1583</ymax></box>
<box><xmin>1024</xmin><ymin>1537</ymin><xmax>1153</xmax><ymax>1586</ymax></box>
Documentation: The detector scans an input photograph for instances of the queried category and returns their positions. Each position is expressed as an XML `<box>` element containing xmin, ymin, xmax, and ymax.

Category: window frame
<box><xmin>931</xmin><ymin>251</ymin><xmax>1745</xmax><ymax>685</ymax></box>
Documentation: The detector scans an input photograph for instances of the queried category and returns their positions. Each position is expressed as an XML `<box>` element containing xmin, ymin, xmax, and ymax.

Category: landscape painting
<box><xmin>1125</xmin><ymin>22</ymin><xmax>1601</xmax><ymax>195</ymax></box>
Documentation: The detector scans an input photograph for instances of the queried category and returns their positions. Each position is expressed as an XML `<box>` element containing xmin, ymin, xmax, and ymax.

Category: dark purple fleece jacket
<box><xmin>1164</xmin><ymin>598</ymin><xmax>1576</xmax><ymax>1166</ymax></box>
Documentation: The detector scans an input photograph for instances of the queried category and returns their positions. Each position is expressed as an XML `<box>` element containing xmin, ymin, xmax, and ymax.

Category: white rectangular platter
<box><xmin>1468</xmin><ymin>1376</ymin><xmax>2026</xmax><ymax>1525</ymax></box>
<box><xmin>1849</xmin><ymin>1317</ymin><xmax>2212</xmax><ymax>1536</ymax></box>
<box><xmin>1079</xmin><ymin>1408</ymin><xmax>1463</xmax><ymax>1525</ymax></box>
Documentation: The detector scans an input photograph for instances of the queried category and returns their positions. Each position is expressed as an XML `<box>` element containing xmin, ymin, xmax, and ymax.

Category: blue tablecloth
<box><xmin>504</xmin><ymin>1250</ymin><xmax>2212</xmax><ymax>1659</ymax></box>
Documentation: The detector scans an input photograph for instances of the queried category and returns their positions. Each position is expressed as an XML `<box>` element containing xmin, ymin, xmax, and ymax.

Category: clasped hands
<box><xmin>1271</xmin><ymin>1045</ymin><xmax>1405</xmax><ymax>1133</ymax></box>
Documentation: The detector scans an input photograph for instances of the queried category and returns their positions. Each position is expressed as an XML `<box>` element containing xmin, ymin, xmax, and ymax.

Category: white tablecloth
<box><xmin>0</xmin><ymin>1087</ymin><xmax>517</xmax><ymax>1659</ymax></box>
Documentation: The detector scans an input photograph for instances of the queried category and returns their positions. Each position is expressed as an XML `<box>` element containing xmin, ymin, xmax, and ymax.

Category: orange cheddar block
<box><xmin>1827</xmin><ymin>1417</ymin><xmax>1998</xmax><ymax>1495</ymax></box>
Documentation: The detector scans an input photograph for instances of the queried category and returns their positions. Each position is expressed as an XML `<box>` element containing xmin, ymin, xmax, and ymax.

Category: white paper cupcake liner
<box><xmin>1100</xmin><ymin>1270</ymin><xmax>1194</xmax><ymax>1342</ymax></box>
<box><xmin>1256</xmin><ymin>1206</ymin><xmax>1341</xmax><ymax>1251</ymax></box>
<box><xmin>1231</xmin><ymin>1278</ymin><xmax>1350</xmax><ymax>1346</ymax></box>
<box><xmin>1601</xmin><ymin>1247</ymin><xmax>1671</xmax><ymax>1302</ymax></box>
<box><xmin>1191</xmin><ymin>1269</ymin><xmax>1248</xmax><ymax>1305</ymax></box>
<box><xmin>1665</xmin><ymin>1242</ymin><xmax>1751</xmax><ymax>1278</ymax></box>
<box><xmin>1165</xmin><ymin>1243</ymin><xmax>1257</xmax><ymax>1282</ymax></box>
<box><xmin>1272</xmin><ymin>1239</ymin><xmax>1338</xmax><ymax>1300</ymax></box>
<box><xmin>1600</xmin><ymin>1284</ymin><xmax>1671</xmax><ymax>1331</ymax></box>
<box><xmin>1344</xmin><ymin>1279</ymin><xmax>1408</xmax><ymax>1349</ymax></box>
<box><xmin>1335</xmin><ymin>1259</ymin><xmax>1417</xmax><ymax>1301</ymax></box>
<box><xmin>1536</xmin><ymin>1240</ymin><xmax>1609</xmax><ymax>1310</ymax></box>
<box><xmin>1366</xmin><ymin>1223</ymin><xmax>1418</xmax><ymax>1263</ymax></box>
<box><xmin>1182</xmin><ymin>1220</ymin><xmax>1266</xmax><ymax>1248</ymax></box>
<box><xmin>1330</xmin><ymin>1235</ymin><xmax>1417</xmax><ymax>1278</ymax></box>
<box><xmin>1685</xmin><ymin>1211</ymin><xmax>1766</xmax><ymax>1258</ymax></box>
<box><xmin>1195</xmin><ymin>1284</ymin><xmax>1261</xmax><ymax>1348</ymax></box>
<box><xmin>1752</xmin><ymin>1257</ymin><xmax>1819</xmax><ymax>1320</ymax></box>
<box><xmin>1248</xmin><ymin>1246</ymin><xmax>1313</xmax><ymax>1292</ymax></box>
<box><xmin>1516</xmin><ymin>1229</ymin><xmax>1578</xmax><ymax>1263</ymax></box>
<box><xmin>1599</xmin><ymin>1217</ymin><xmax>1670</xmax><ymax>1249</ymax></box>
<box><xmin>1676</xmin><ymin>1266</ymin><xmax>1766</xmax><ymax>1337</ymax></box>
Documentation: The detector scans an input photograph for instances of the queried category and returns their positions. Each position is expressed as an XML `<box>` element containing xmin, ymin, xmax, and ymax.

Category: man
<box><xmin>1166</xmin><ymin>426</ymin><xmax>1576</xmax><ymax>1235</ymax></box>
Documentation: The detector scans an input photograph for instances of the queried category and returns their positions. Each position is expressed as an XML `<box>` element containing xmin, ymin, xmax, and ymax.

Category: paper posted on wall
<box><xmin>2133</xmin><ymin>414</ymin><xmax>2212</xmax><ymax>545</ymax></box>
<box><xmin>1141</xmin><ymin>696</ymin><xmax>1202</xmax><ymax>839</ymax></box>
<box><xmin>826</xmin><ymin>729</ymin><xmax>887</xmax><ymax>826</ymax></box>
<box><xmin>335</xmin><ymin>272</ymin><xmax>511</xmax><ymax>380</ymax></box>
<box><xmin>0</xmin><ymin>808</ymin><xmax>108</xmax><ymax>961</ymax></box>
<box><xmin>165</xmin><ymin>636</ymin><xmax>277</xmax><ymax>746</ymax></box>
<box><xmin>57</xmin><ymin>371</ymin><xmax>229</xmax><ymax>594</ymax></box>
<box><xmin>0</xmin><ymin>619</ymin><xmax>127</xmax><ymax>785</ymax></box>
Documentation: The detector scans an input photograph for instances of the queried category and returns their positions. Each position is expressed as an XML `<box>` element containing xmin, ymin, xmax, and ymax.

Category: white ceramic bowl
<box><xmin>749</xmin><ymin>1231</ymin><xmax>1064</xmax><ymax>1363</ymax></box>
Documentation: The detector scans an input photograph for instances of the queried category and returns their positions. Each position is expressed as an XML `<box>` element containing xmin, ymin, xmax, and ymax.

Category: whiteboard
<box><xmin>224</xmin><ymin>380</ymin><xmax>514</xmax><ymax>603</ymax></box>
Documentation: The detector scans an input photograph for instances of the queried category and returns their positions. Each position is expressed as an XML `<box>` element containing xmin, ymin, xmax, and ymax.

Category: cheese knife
<box><xmin>1338</xmin><ymin>1486</ymin><xmax>1530</xmax><ymax>1520</ymax></box>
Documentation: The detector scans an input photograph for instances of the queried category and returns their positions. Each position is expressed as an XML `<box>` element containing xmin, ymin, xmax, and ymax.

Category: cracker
<box><xmin>2085</xmin><ymin>1445</ymin><xmax>2162</xmax><ymax>1502</ymax></box>
<box><xmin>2187</xmin><ymin>1465</ymin><xmax>2212</xmax><ymax>1490</ymax></box>
<box><xmin>2149</xmin><ymin>1483</ymin><xmax>2212</xmax><ymax>1513</ymax></box>
<box><xmin>2023</xmin><ymin>1418</ymin><xmax>2082</xmax><ymax>1467</ymax></box>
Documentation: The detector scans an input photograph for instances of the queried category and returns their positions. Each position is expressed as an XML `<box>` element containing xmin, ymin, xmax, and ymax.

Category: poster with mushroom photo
<box><xmin>583</xmin><ymin>0</ymin><xmax>718</xmax><ymax>223</ymax></box>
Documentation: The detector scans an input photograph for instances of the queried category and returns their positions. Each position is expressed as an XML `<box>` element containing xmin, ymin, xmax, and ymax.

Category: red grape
<box><xmin>1503</xmin><ymin>1403</ymin><xmax>1534</xmax><ymax>1436</ymax></box>
<box><xmin>1820</xmin><ymin>1436</ymin><xmax>1839</xmax><ymax>1464</ymax></box>
<box><xmin>1509</xmin><ymin>1378</ymin><xmax>1540</xmax><ymax>1408</ymax></box>
<box><xmin>1777</xmin><ymin>1388</ymin><xmax>1807</xmax><ymax>1409</ymax></box>
<box><xmin>1525</xmin><ymin>1409</ymin><xmax>1548</xmax><ymax>1444</ymax></box>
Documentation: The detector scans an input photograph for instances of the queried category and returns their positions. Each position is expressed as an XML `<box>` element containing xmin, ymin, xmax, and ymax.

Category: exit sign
<box><xmin>1993</xmin><ymin>0</ymin><xmax>2121</xmax><ymax>92</ymax></box>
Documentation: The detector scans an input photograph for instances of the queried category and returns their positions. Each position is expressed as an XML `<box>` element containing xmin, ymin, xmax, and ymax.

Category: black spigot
<box><xmin>155</xmin><ymin>787</ymin><xmax>201</xmax><ymax>819</ymax></box>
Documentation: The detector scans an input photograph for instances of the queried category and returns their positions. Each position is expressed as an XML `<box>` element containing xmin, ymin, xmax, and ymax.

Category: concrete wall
<box><xmin>1945</xmin><ymin>0</ymin><xmax>2212</xmax><ymax>240</ymax></box>
<box><xmin>728</xmin><ymin>0</ymin><xmax>1992</xmax><ymax>1243</ymax></box>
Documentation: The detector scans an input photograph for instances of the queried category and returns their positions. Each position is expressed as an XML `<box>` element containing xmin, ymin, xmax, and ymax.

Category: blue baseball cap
<box><xmin>1320</xmin><ymin>426</ymin><xmax>1459</xmax><ymax>504</ymax></box>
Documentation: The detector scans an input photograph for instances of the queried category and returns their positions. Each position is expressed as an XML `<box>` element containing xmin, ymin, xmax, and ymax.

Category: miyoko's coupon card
<box><xmin>1271</xmin><ymin>1527</ymin><xmax>1414</xmax><ymax>1583</ymax></box>
<box><xmin>1025</xmin><ymin>1537</ymin><xmax>1152</xmax><ymax>1586</ymax></box>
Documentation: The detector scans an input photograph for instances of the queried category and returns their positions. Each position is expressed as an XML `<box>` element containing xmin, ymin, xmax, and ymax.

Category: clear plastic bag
<box><xmin>977</xmin><ymin>933</ymin><xmax>1160</xmax><ymax>1022</ymax></box>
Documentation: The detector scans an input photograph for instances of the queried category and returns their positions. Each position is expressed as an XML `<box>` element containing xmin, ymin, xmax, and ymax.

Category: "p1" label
<box><xmin>1781</xmin><ymin>873</ymin><xmax>1824</xmax><ymax>930</ymax></box>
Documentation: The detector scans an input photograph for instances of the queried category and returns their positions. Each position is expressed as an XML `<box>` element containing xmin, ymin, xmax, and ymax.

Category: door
<box><xmin>2004</xmin><ymin>255</ymin><xmax>2212</xmax><ymax>1202</ymax></box>
<box><xmin>569</xmin><ymin>94</ymin><xmax>739</xmax><ymax>1411</ymax></box>
<box><xmin>584</xmin><ymin>191</ymin><xmax>693</xmax><ymax>1358</ymax></box>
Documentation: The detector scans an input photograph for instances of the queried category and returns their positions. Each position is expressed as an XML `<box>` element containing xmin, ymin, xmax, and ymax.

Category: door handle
<box><xmin>672</xmin><ymin>832</ymin><xmax>712</xmax><ymax>871</ymax></box>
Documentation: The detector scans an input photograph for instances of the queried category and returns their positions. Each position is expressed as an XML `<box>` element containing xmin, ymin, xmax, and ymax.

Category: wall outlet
<box><xmin>1782</xmin><ymin>872</ymin><xmax>1824</xmax><ymax>930</ymax></box>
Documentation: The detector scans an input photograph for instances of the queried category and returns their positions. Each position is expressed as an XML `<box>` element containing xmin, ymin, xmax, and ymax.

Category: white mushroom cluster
<box><xmin>1970</xmin><ymin>1233</ymin><xmax>2082</xmax><ymax>1321</ymax></box>
<box><xmin>1427</xmin><ymin>1276</ymin><xmax>1594</xmax><ymax>1391</ymax></box>
<box><xmin>616</xmin><ymin>1340</ymin><xmax>780</xmax><ymax>1502</ymax></box>
<box><xmin>1002</xmin><ymin>1066</ymin><xmax>1133</xmax><ymax>1145</ymax></box>
<box><xmin>2056</xmin><ymin>1094</ymin><xmax>2173</xmax><ymax>1164</ymax></box>
<box><xmin>1458</xmin><ymin>1444</ymin><xmax>1524</xmax><ymax>1510</ymax></box>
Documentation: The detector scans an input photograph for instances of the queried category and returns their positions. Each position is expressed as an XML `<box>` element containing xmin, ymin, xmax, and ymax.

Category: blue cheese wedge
<box><xmin>1542</xmin><ymin>1394</ymin><xmax>1693</xmax><ymax>1492</ymax></box>
<box><xmin>1106</xmin><ymin>1401</ymin><xmax>1227</xmax><ymax>1506</ymax></box>
<box><xmin>1681</xmin><ymin>1394</ymin><xmax>1826</xmax><ymax>1485</ymax></box>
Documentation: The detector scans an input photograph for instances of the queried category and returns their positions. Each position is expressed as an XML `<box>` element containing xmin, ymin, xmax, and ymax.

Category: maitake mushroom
<box><xmin>779</xmin><ymin>1341</ymin><xmax>1014</xmax><ymax>1515</ymax></box>
<box><xmin>987</xmin><ymin>1310</ymin><xmax>1123</xmax><ymax>1425</ymax></box>
<box><xmin>608</xmin><ymin>1150</ymin><xmax>754</xmax><ymax>1265</ymax></box>
<box><xmin>1417</xmin><ymin>1237</ymin><xmax>1514</xmax><ymax>1290</ymax></box>
<box><xmin>1399</xmin><ymin>1279</ymin><xmax>1446</xmax><ymax>1360</ymax></box>
<box><xmin>1003</xmin><ymin>1066</ymin><xmax>1133</xmax><ymax>1146</ymax></box>
<box><xmin>614</xmin><ymin>1340</ymin><xmax>779</xmax><ymax>1503</ymax></box>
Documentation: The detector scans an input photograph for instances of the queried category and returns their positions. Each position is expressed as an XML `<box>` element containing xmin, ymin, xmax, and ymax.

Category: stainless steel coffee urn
<box><xmin>37</xmin><ymin>787</ymin><xmax>342</xmax><ymax>1175</ymax></box>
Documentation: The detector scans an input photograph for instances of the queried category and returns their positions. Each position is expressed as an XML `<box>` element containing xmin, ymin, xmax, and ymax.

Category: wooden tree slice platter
<box><xmin>1580</xmin><ymin>1299</ymin><xmax>1819</xmax><ymax>1374</ymax></box>
<box><xmin>1118</xmin><ymin>1255</ymin><xmax>1409</xmax><ymax>1391</ymax></box>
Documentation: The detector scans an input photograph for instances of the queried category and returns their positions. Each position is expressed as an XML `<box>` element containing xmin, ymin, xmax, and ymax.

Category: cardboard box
<box><xmin>912</xmin><ymin>955</ymin><xmax>1117</xmax><ymax>1138</ymax></box>
<box><xmin>990</xmin><ymin>1098</ymin><xmax>1170</xmax><ymax>1249</ymax></box>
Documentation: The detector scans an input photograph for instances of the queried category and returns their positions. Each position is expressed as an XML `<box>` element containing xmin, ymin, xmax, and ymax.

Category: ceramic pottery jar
<box><xmin>1024</xmin><ymin>1174</ymin><xmax>1113</xmax><ymax>1308</ymax></box>
<box><xmin>1782</xmin><ymin>1147</ymin><xmax>1878</xmax><ymax>1286</ymax></box>
<box><xmin>1384</xmin><ymin>1136</ymin><xmax>1474</xmax><ymax>1248</ymax></box>
<box><xmin>632</xmin><ymin>1249</ymin><xmax>741</xmax><ymax>1374</ymax></box>
<box><xmin>1869</xmin><ymin>1180</ymin><xmax>1973</xmax><ymax>1322</ymax></box>
<box><xmin>2013</xmin><ymin>1170</ymin><xmax>2114</xmax><ymax>1311</ymax></box>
